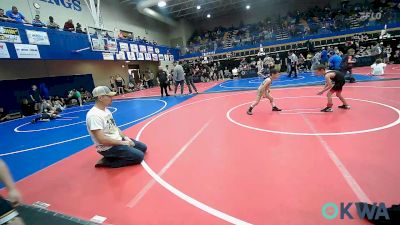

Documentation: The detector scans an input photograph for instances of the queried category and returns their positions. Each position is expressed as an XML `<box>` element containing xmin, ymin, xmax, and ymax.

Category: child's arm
<box><xmin>318</xmin><ymin>74</ymin><xmax>333</xmax><ymax>95</ymax></box>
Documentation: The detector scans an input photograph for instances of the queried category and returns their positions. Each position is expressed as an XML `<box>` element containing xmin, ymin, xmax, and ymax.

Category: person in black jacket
<box><xmin>157</xmin><ymin>66</ymin><xmax>170</xmax><ymax>97</ymax></box>
<box><xmin>183</xmin><ymin>62</ymin><xmax>198</xmax><ymax>94</ymax></box>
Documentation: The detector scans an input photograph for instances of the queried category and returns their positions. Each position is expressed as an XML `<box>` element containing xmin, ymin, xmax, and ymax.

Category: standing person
<box><xmin>156</xmin><ymin>66</ymin><xmax>170</xmax><ymax>97</ymax></box>
<box><xmin>257</xmin><ymin>58</ymin><xmax>264</xmax><ymax>75</ymax></box>
<box><xmin>287</xmin><ymin>51</ymin><xmax>298</xmax><ymax>78</ymax></box>
<box><xmin>314</xmin><ymin>64</ymin><xmax>350</xmax><ymax>112</ymax></box>
<box><xmin>341</xmin><ymin>49</ymin><xmax>357</xmax><ymax>83</ymax></box>
<box><xmin>306</xmin><ymin>52</ymin><xmax>313</xmax><ymax>71</ymax></box>
<box><xmin>0</xmin><ymin>159</ymin><xmax>25</xmax><ymax>225</ymax></box>
<box><xmin>173</xmin><ymin>61</ymin><xmax>186</xmax><ymax>96</ymax></box>
<box><xmin>274</xmin><ymin>54</ymin><xmax>282</xmax><ymax>72</ymax></box>
<box><xmin>328</xmin><ymin>51</ymin><xmax>342</xmax><ymax>70</ymax></box>
<box><xmin>86</xmin><ymin>86</ymin><xmax>147</xmax><ymax>168</ymax></box>
<box><xmin>217</xmin><ymin>62</ymin><xmax>225</xmax><ymax>80</ymax></box>
<box><xmin>265</xmin><ymin>55</ymin><xmax>275</xmax><ymax>71</ymax></box>
<box><xmin>29</xmin><ymin>85</ymin><xmax>42</xmax><ymax>113</ymax></box>
<box><xmin>183</xmin><ymin>62</ymin><xmax>198</xmax><ymax>94</ymax></box>
<box><xmin>143</xmin><ymin>71</ymin><xmax>151</xmax><ymax>89</ymax></box>
<box><xmin>247</xmin><ymin>69</ymin><xmax>282</xmax><ymax>115</ymax></box>
<box><xmin>39</xmin><ymin>83</ymin><xmax>50</xmax><ymax>100</ymax></box>
<box><xmin>109</xmin><ymin>76</ymin><xmax>116</xmax><ymax>91</ymax></box>
<box><xmin>115</xmin><ymin>74</ymin><xmax>125</xmax><ymax>95</ymax></box>
<box><xmin>311</xmin><ymin>51</ymin><xmax>321</xmax><ymax>71</ymax></box>
<box><xmin>165</xmin><ymin>65</ymin><xmax>172</xmax><ymax>91</ymax></box>
<box><xmin>148</xmin><ymin>70</ymin><xmax>155</xmax><ymax>88</ymax></box>
<box><xmin>321</xmin><ymin>47</ymin><xmax>329</xmax><ymax>66</ymax></box>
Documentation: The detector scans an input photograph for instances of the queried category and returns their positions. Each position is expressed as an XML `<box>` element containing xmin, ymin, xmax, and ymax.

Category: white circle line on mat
<box><xmin>226</xmin><ymin>96</ymin><xmax>400</xmax><ymax>136</ymax></box>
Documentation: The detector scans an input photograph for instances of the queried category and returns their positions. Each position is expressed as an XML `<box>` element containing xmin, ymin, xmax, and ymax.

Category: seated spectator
<box><xmin>76</xmin><ymin>23</ymin><xmax>83</xmax><ymax>33</ymax></box>
<box><xmin>40</xmin><ymin>99</ymin><xmax>54</xmax><ymax>113</ymax></box>
<box><xmin>51</xmin><ymin>98</ymin><xmax>65</xmax><ymax>112</ymax></box>
<box><xmin>0</xmin><ymin>107</ymin><xmax>9</xmax><ymax>122</ymax></box>
<box><xmin>0</xmin><ymin>8</ymin><xmax>15</xmax><ymax>22</ymax></box>
<box><xmin>6</xmin><ymin>6</ymin><xmax>27</xmax><ymax>24</ymax></box>
<box><xmin>86</xmin><ymin>86</ymin><xmax>147</xmax><ymax>168</ymax></box>
<box><xmin>63</xmin><ymin>19</ymin><xmax>75</xmax><ymax>32</ymax></box>
<box><xmin>20</xmin><ymin>99</ymin><xmax>35</xmax><ymax>117</ymax></box>
<box><xmin>80</xmin><ymin>88</ymin><xmax>93</xmax><ymax>103</ymax></box>
<box><xmin>32</xmin><ymin>15</ymin><xmax>45</xmax><ymax>27</ymax></box>
<box><xmin>47</xmin><ymin>16</ymin><xmax>59</xmax><ymax>29</ymax></box>
<box><xmin>370</xmin><ymin>59</ymin><xmax>387</xmax><ymax>76</ymax></box>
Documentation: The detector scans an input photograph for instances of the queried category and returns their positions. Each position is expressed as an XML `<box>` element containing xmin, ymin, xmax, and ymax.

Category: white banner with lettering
<box><xmin>102</xmin><ymin>52</ymin><xmax>114</xmax><ymax>60</ymax></box>
<box><xmin>116</xmin><ymin>51</ymin><xmax>126</xmax><ymax>60</ymax></box>
<box><xmin>119</xmin><ymin>42</ymin><xmax>130</xmax><ymax>52</ymax></box>
<box><xmin>144</xmin><ymin>53</ymin><xmax>152</xmax><ymax>60</ymax></box>
<box><xmin>126</xmin><ymin>52</ymin><xmax>136</xmax><ymax>60</ymax></box>
<box><xmin>26</xmin><ymin>30</ymin><xmax>50</xmax><ymax>45</ymax></box>
<box><xmin>137</xmin><ymin>53</ymin><xmax>144</xmax><ymax>60</ymax></box>
<box><xmin>14</xmin><ymin>44</ymin><xmax>41</xmax><ymax>59</ymax></box>
<box><xmin>152</xmin><ymin>53</ymin><xmax>158</xmax><ymax>61</ymax></box>
<box><xmin>130</xmin><ymin>44</ymin><xmax>139</xmax><ymax>52</ymax></box>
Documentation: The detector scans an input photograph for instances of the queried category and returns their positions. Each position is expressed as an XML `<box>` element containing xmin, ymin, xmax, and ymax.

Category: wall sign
<box><xmin>38</xmin><ymin>0</ymin><xmax>82</xmax><ymax>11</ymax></box>
<box><xmin>26</xmin><ymin>30</ymin><xmax>50</xmax><ymax>45</ymax></box>
<box><xmin>14</xmin><ymin>44</ymin><xmax>41</xmax><ymax>59</ymax></box>
<box><xmin>0</xmin><ymin>26</ymin><xmax>21</xmax><ymax>43</ymax></box>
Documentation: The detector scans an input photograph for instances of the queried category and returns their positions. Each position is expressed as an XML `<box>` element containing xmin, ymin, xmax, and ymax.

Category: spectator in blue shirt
<box><xmin>328</xmin><ymin>52</ymin><xmax>342</xmax><ymax>70</ymax></box>
<box><xmin>32</xmin><ymin>15</ymin><xmax>45</xmax><ymax>27</ymax></box>
<box><xmin>6</xmin><ymin>6</ymin><xmax>27</xmax><ymax>24</ymax></box>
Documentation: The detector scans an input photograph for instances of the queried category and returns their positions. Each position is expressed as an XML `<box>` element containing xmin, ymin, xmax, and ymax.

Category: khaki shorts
<box><xmin>257</xmin><ymin>88</ymin><xmax>265</xmax><ymax>97</ymax></box>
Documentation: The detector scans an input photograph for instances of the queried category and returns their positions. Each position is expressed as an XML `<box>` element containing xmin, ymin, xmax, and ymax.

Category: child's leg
<box><xmin>264</xmin><ymin>91</ymin><xmax>276</xmax><ymax>107</ymax></box>
<box><xmin>251</xmin><ymin>95</ymin><xmax>262</xmax><ymax>108</ymax></box>
<box><xmin>336</xmin><ymin>91</ymin><xmax>349</xmax><ymax>106</ymax></box>
<box><xmin>326</xmin><ymin>90</ymin><xmax>333</xmax><ymax>108</ymax></box>
<box><xmin>247</xmin><ymin>94</ymin><xmax>262</xmax><ymax>114</ymax></box>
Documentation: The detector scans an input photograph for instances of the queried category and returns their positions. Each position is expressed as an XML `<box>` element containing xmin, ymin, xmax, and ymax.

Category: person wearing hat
<box><xmin>86</xmin><ymin>86</ymin><xmax>147</xmax><ymax>168</ymax></box>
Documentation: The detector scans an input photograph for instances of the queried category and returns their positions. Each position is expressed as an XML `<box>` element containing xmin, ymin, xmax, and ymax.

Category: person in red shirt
<box><xmin>63</xmin><ymin>19</ymin><xmax>75</xmax><ymax>32</ymax></box>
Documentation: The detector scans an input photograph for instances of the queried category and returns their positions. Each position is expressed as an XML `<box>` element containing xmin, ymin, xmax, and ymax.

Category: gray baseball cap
<box><xmin>92</xmin><ymin>86</ymin><xmax>117</xmax><ymax>97</ymax></box>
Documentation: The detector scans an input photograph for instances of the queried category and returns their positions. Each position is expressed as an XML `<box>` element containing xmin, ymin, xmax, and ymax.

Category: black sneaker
<box><xmin>321</xmin><ymin>107</ymin><xmax>333</xmax><ymax>112</ymax></box>
<box><xmin>247</xmin><ymin>110</ymin><xmax>253</xmax><ymax>115</ymax></box>
<box><xmin>272</xmin><ymin>106</ymin><xmax>282</xmax><ymax>111</ymax></box>
<box><xmin>338</xmin><ymin>105</ymin><xmax>351</xmax><ymax>109</ymax></box>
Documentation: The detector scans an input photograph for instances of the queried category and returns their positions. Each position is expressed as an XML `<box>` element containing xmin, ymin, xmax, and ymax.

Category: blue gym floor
<box><xmin>204</xmin><ymin>72</ymin><xmax>382</xmax><ymax>93</ymax></box>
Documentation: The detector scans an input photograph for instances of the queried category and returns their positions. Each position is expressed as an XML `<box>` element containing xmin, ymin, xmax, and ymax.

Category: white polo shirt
<box><xmin>86</xmin><ymin>106</ymin><xmax>122</xmax><ymax>152</ymax></box>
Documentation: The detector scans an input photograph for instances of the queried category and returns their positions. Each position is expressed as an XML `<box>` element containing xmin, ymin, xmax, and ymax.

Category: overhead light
<box><xmin>197</xmin><ymin>5</ymin><xmax>201</xmax><ymax>10</ymax></box>
<box><xmin>207</xmin><ymin>14</ymin><xmax>211</xmax><ymax>18</ymax></box>
<box><xmin>246</xmin><ymin>5</ymin><xmax>251</xmax><ymax>10</ymax></box>
<box><xmin>158</xmin><ymin>1</ymin><xmax>167</xmax><ymax>7</ymax></box>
